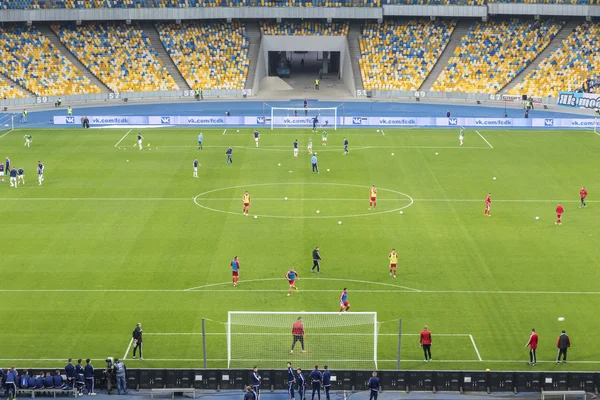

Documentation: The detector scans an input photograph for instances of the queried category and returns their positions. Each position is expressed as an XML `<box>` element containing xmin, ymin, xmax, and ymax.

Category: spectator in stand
<box><xmin>5</xmin><ymin>366</ymin><xmax>18</xmax><ymax>400</ymax></box>
<box><xmin>446</xmin><ymin>110</ymin><xmax>451</xmax><ymax>118</ymax></box>
<box><xmin>65</xmin><ymin>359</ymin><xmax>75</xmax><ymax>389</ymax></box>
<box><xmin>85</xmin><ymin>359</ymin><xmax>96</xmax><ymax>395</ymax></box>
<box><xmin>53</xmin><ymin>370</ymin><xmax>64</xmax><ymax>388</ymax></box>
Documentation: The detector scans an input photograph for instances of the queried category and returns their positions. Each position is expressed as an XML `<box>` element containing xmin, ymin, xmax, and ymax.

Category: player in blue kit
<box><xmin>253</xmin><ymin>130</ymin><xmax>260</xmax><ymax>148</ymax></box>
<box><xmin>251</xmin><ymin>366</ymin><xmax>261</xmax><ymax>398</ymax></box>
<box><xmin>367</xmin><ymin>372</ymin><xmax>380</xmax><ymax>400</ymax></box>
<box><xmin>309</xmin><ymin>365</ymin><xmax>322</xmax><ymax>400</ymax></box>
<box><xmin>312</xmin><ymin>116</ymin><xmax>319</xmax><ymax>132</ymax></box>
<box><xmin>9</xmin><ymin>167</ymin><xmax>17</xmax><ymax>188</ymax></box>
<box><xmin>293</xmin><ymin>139</ymin><xmax>299</xmax><ymax>158</ymax></box>
<box><xmin>286</xmin><ymin>362</ymin><xmax>296</xmax><ymax>400</ymax></box>
<box><xmin>17</xmin><ymin>167</ymin><xmax>24</xmax><ymax>185</ymax></box>
<box><xmin>198</xmin><ymin>133</ymin><xmax>203</xmax><ymax>150</ymax></box>
<box><xmin>137</xmin><ymin>133</ymin><xmax>144</xmax><ymax>150</ymax></box>
<box><xmin>0</xmin><ymin>163</ymin><xmax>4</xmax><ymax>182</ymax></box>
<box><xmin>322</xmin><ymin>366</ymin><xmax>331</xmax><ymax>400</ymax></box>
<box><xmin>226</xmin><ymin>147</ymin><xmax>233</xmax><ymax>164</ymax></box>
<box><xmin>37</xmin><ymin>161</ymin><xmax>44</xmax><ymax>186</ymax></box>
<box><xmin>6</xmin><ymin>156</ymin><xmax>10</xmax><ymax>173</ymax></box>
<box><xmin>343</xmin><ymin>138</ymin><xmax>349</xmax><ymax>155</ymax></box>
<box><xmin>193</xmin><ymin>158</ymin><xmax>199</xmax><ymax>178</ymax></box>
<box><xmin>296</xmin><ymin>368</ymin><xmax>306</xmax><ymax>400</ymax></box>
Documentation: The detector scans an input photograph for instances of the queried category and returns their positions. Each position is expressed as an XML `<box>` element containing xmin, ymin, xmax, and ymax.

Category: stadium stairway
<box><xmin>500</xmin><ymin>19</ymin><xmax>578</xmax><ymax>94</ymax></box>
<box><xmin>348</xmin><ymin>21</ymin><xmax>364</xmax><ymax>92</ymax></box>
<box><xmin>38</xmin><ymin>25</ymin><xmax>110</xmax><ymax>94</ymax></box>
<box><xmin>0</xmin><ymin>71</ymin><xmax>34</xmax><ymax>97</ymax></box>
<box><xmin>244</xmin><ymin>22</ymin><xmax>261</xmax><ymax>91</ymax></box>
<box><xmin>419</xmin><ymin>19</ymin><xmax>471</xmax><ymax>92</ymax></box>
<box><xmin>141</xmin><ymin>22</ymin><xmax>189</xmax><ymax>91</ymax></box>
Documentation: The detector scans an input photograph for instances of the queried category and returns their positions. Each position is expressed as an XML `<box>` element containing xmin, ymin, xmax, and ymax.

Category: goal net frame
<box><xmin>269</xmin><ymin>107</ymin><xmax>338</xmax><ymax>130</ymax></box>
<box><xmin>227</xmin><ymin>311</ymin><xmax>378</xmax><ymax>369</ymax></box>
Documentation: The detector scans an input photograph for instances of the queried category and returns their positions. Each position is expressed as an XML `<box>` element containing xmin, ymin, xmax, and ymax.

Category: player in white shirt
<box><xmin>24</xmin><ymin>134</ymin><xmax>32</xmax><ymax>147</ymax></box>
<box><xmin>307</xmin><ymin>137</ymin><xmax>313</xmax><ymax>154</ymax></box>
<box><xmin>137</xmin><ymin>133</ymin><xmax>144</xmax><ymax>150</ymax></box>
<box><xmin>37</xmin><ymin>161</ymin><xmax>44</xmax><ymax>186</ymax></box>
<box><xmin>459</xmin><ymin>127</ymin><xmax>465</xmax><ymax>146</ymax></box>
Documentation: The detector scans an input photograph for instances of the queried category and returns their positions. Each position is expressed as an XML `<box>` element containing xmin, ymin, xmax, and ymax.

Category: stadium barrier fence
<box><xmin>13</xmin><ymin>368</ymin><xmax>600</xmax><ymax>394</ymax></box>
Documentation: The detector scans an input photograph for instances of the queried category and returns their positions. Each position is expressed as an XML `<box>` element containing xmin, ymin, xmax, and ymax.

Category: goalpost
<box><xmin>227</xmin><ymin>311</ymin><xmax>378</xmax><ymax>370</ymax></box>
<box><xmin>269</xmin><ymin>107</ymin><xmax>338</xmax><ymax>130</ymax></box>
<box><xmin>0</xmin><ymin>114</ymin><xmax>14</xmax><ymax>132</ymax></box>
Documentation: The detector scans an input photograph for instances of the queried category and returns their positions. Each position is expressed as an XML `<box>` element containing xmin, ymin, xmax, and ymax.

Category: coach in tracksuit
<box><xmin>367</xmin><ymin>372</ymin><xmax>380</xmax><ymax>400</ymax></box>
<box><xmin>311</xmin><ymin>247</ymin><xmax>322</xmax><ymax>273</ymax></box>
<box><xmin>65</xmin><ymin>359</ymin><xmax>75</xmax><ymax>389</ymax></box>
<box><xmin>133</xmin><ymin>323</ymin><xmax>143</xmax><ymax>359</ymax></box>
<box><xmin>84</xmin><ymin>359</ymin><xmax>95</xmax><ymax>395</ymax></box>
<box><xmin>286</xmin><ymin>362</ymin><xmax>295</xmax><ymax>400</ymax></box>
<box><xmin>296</xmin><ymin>368</ymin><xmax>306</xmax><ymax>400</ymax></box>
<box><xmin>322</xmin><ymin>366</ymin><xmax>331</xmax><ymax>400</ymax></box>
<box><xmin>557</xmin><ymin>330</ymin><xmax>571</xmax><ymax>363</ymax></box>
<box><xmin>309</xmin><ymin>365</ymin><xmax>322</xmax><ymax>400</ymax></box>
<box><xmin>5</xmin><ymin>366</ymin><xmax>18</xmax><ymax>400</ymax></box>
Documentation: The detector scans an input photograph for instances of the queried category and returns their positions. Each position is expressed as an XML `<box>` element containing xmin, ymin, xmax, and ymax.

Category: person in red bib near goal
<box><xmin>580</xmin><ymin>186</ymin><xmax>588</xmax><ymax>208</ymax></box>
<box><xmin>484</xmin><ymin>193</ymin><xmax>492</xmax><ymax>217</ymax></box>
<box><xmin>339</xmin><ymin>288</ymin><xmax>350</xmax><ymax>313</ymax></box>
<box><xmin>556</xmin><ymin>203</ymin><xmax>564</xmax><ymax>225</ymax></box>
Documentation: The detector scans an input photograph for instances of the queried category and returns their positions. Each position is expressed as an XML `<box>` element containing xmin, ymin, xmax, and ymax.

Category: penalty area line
<box><xmin>222</xmin><ymin>129</ymin><xmax>227</xmax><ymax>135</ymax></box>
<box><xmin>0</xmin><ymin>128</ymin><xmax>14</xmax><ymax>139</ymax></box>
<box><xmin>114</xmin><ymin>129</ymin><xmax>132</xmax><ymax>147</ymax></box>
<box><xmin>475</xmin><ymin>130</ymin><xmax>494</xmax><ymax>149</ymax></box>
<box><xmin>469</xmin><ymin>334</ymin><xmax>483</xmax><ymax>361</ymax></box>
<box><xmin>123</xmin><ymin>338</ymin><xmax>134</xmax><ymax>360</ymax></box>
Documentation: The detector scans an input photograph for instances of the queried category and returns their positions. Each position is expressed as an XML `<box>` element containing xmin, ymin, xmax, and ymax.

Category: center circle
<box><xmin>193</xmin><ymin>183</ymin><xmax>414</xmax><ymax>219</ymax></box>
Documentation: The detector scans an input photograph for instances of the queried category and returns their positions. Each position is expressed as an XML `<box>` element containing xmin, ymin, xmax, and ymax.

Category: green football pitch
<box><xmin>1</xmin><ymin>126</ymin><xmax>599</xmax><ymax>372</ymax></box>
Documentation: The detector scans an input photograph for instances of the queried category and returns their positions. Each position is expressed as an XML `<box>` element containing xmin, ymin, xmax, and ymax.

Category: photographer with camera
<box><xmin>103</xmin><ymin>358</ymin><xmax>115</xmax><ymax>395</ymax></box>
<box><xmin>113</xmin><ymin>358</ymin><xmax>127</xmax><ymax>395</ymax></box>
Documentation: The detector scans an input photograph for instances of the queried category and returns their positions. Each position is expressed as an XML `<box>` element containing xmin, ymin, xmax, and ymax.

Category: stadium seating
<box><xmin>0</xmin><ymin>0</ymin><xmax>53</xmax><ymax>8</ymax></box>
<box><xmin>359</xmin><ymin>20</ymin><xmax>455</xmax><ymax>91</ymax></box>
<box><xmin>431</xmin><ymin>19</ymin><xmax>563</xmax><ymax>94</ymax></box>
<box><xmin>260</xmin><ymin>22</ymin><xmax>349</xmax><ymax>36</ymax></box>
<box><xmin>54</xmin><ymin>0</ymin><xmax>148</xmax><ymax>7</ymax></box>
<box><xmin>157</xmin><ymin>22</ymin><xmax>248</xmax><ymax>90</ymax></box>
<box><xmin>52</xmin><ymin>23</ymin><xmax>178</xmax><ymax>93</ymax></box>
<box><xmin>0</xmin><ymin>26</ymin><xmax>101</xmax><ymax>96</ymax></box>
<box><xmin>508</xmin><ymin>23</ymin><xmax>600</xmax><ymax>97</ymax></box>
<box><xmin>0</xmin><ymin>81</ymin><xmax>28</xmax><ymax>100</ymax></box>
<box><xmin>156</xmin><ymin>0</ymin><xmax>247</xmax><ymax>6</ymax></box>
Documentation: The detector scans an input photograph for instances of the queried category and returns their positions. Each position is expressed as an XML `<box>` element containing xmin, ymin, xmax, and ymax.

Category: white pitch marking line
<box><xmin>222</xmin><ymin>129</ymin><xmax>227</xmax><ymax>135</ymax></box>
<box><xmin>114</xmin><ymin>129</ymin><xmax>132</xmax><ymax>147</ymax></box>
<box><xmin>123</xmin><ymin>338</ymin><xmax>134</xmax><ymax>360</ymax></box>
<box><xmin>146</xmin><ymin>332</ymin><xmax>469</xmax><ymax>337</ymax></box>
<box><xmin>184</xmin><ymin>277</ymin><xmax>422</xmax><ymax>292</ymax></box>
<box><xmin>0</xmin><ymin>128</ymin><xmax>14</xmax><ymax>139</ymax></box>
<box><xmin>475</xmin><ymin>130</ymin><xmax>494</xmax><ymax>149</ymax></box>
<box><xmin>469</xmin><ymin>334</ymin><xmax>483</xmax><ymax>361</ymax></box>
<box><xmin>380</xmin><ymin>130</ymin><xmax>385</xmax><ymax>136</ymax></box>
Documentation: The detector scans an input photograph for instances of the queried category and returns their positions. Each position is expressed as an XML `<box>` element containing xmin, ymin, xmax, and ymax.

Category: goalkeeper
<box><xmin>290</xmin><ymin>317</ymin><xmax>306</xmax><ymax>354</ymax></box>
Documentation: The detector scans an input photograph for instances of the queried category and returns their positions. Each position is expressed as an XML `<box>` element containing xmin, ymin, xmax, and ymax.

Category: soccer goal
<box><xmin>227</xmin><ymin>311</ymin><xmax>378</xmax><ymax>369</ymax></box>
<box><xmin>269</xmin><ymin>107</ymin><xmax>338</xmax><ymax>130</ymax></box>
<box><xmin>0</xmin><ymin>113</ymin><xmax>14</xmax><ymax>132</ymax></box>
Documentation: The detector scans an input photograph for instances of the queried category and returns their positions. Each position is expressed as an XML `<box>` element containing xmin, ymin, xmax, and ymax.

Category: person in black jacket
<box><xmin>311</xmin><ymin>247</ymin><xmax>322</xmax><ymax>273</ymax></box>
<box><xmin>64</xmin><ymin>359</ymin><xmax>75</xmax><ymax>390</ymax></box>
<box><xmin>133</xmin><ymin>323</ymin><xmax>143</xmax><ymax>360</ymax></box>
<box><xmin>84</xmin><ymin>359</ymin><xmax>95</xmax><ymax>395</ymax></box>
<box><xmin>556</xmin><ymin>330</ymin><xmax>571</xmax><ymax>364</ymax></box>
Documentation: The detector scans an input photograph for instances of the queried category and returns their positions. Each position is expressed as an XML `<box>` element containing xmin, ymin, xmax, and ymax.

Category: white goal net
<box><xmin>270</xmin><ymin>107</ymin><xmax>338</xmax><ymax>130</ymax></box>
<box><xmin>227</xmin><ymin>311</ymin><xmax>378</xmax><ymax>370</ymax></box>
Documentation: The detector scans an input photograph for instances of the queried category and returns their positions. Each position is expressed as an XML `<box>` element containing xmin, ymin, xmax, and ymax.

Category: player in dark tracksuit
<box><xmin>296</xmin><ymin>368</ymin><xmax>306</xmax><ymax>400</ymax></box>
<box><xmin>309</xmin><ymin>366</ymin><xmax>322</xmax><ymax>400</ymax></box>
<box><xmin>286</xmin><ymin>362</ymin><xmax>295</xmax><ymax>400</ymax></box>
<box><xmin>65</xmin><ymin>359</ymin><xmax>75</xmax><ymax>389</ymax></box>
<box><xmin>84</xmin><ymin>359</ymin><xmax>95</xmax><ymax>394</ymax></box>
<box><xmin>133</xmin><ymin>323</ymin><xmax>143</xmax><ymax>359</ymax></box>
<box><xmin>322</xmin><ymin>366</ymin><xmax>331</xmax><ymax>400</ymax></box>
<box><xmin>226</xmin><ymin>147</ymin><xmax>233</xmax><ymax>164</ymax></box>
<box><xmin>556</xmin><ymin>330</ymin><xmax>571</xmax><ymax>363</ymax></box>
<box><xmin>367</xmin><ymin>372</ymin><xmax>380</xmax><ymax>400</ymax></box>
<box><xmin>312</xmin><ymin>116</ymin><xmax>318</xmax><ymax>132</ymax></box>
<box><xmin>251</xmin><ymin>366</ymin><xmax>261</xmax><ymax>397</ymax></box>
<box><xmin>311</xmin><ymin>247</ymin><xmax>322</xmax><ymax>273</ymax></box>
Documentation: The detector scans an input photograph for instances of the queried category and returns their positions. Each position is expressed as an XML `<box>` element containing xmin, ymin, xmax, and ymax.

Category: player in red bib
<box><xmin>369</xmin><ymin>185</ymin><xmax>377</xmax><ymax>210</ymax></box>
<box><xmin>243</xmin><ymin>191</ymin><xmax>250</xmax><ymax>216</ymax></box>
<box><xmin>484</xmin><ymin>193</ymin><xmax>492</xmax><ymax>216</ymax></box>
<box><xmin>339</xmin><ymin>288</ymin><xmax>350</xmax><ymax>313</ymax></box>
<box><xmin>555</xmin><ymin>203</ymin><xmax>564</xmax><ymax>225</ymax></box>
<box><xmin>286</xmin><ymin>268</ymin><xmax>299</xmax><ymax>297</ymax></box>
<box><xmin>231</xmin><ymin>256</ymin><xmax>240</xmax><ymax>287</ymax></box>
<box><xmin>525</xmin><ymin>328</ymin><xmax>539</xmax><ymax>366</ymax></box>
<box><xmin>580</xmin><ymin>186</ymin><xmax>588</xmax><ymax>208</ymax></box>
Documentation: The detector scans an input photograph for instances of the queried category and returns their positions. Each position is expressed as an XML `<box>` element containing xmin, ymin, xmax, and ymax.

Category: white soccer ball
<box><xmin>377</xmin><ymin>130</ymin><xmax>380</xmax><ymax>132</ymax></box>
<box><xmin>254</xmin><ymin>215</ymin><xmax>258</xmax><ymax>219</ymax></box>
<box><xmin>314</xmin><ymin>153</ymin><xmax>317</xmax><ymax>156</ymax></box>
<box><xmin>399</xmin><ymin>211</ymin><xmax>403</xmax><ymax>215</ymax></box>
<box><xmin>147</xmin><ymin>143</ymin><xmax>150</xmax><ymax>147</ymax></box>
<box><xmin>278</xmin><ymin>163</ymin><xmax>281</xmax><ymax>166</ymax></box>
<box><xmin>327</xmin><ymin>169</ymin><xmax>330</xmax><ymax>172</ymax></box>
<box><xmin>558</xmin><ymin>317</ymin><xmax>565</xmax><ymax>322</ymax></box>
<box><xmin>316</xmin><ymin>210</ymin><xmax>320</xmax><ymax>214</ymax></box>
<box><xmin>338</xmin><ymin>221</ymin><xmax>342</xmax><ymax>225</ymax></box>
<box><xmin>149</xmin><ymin>148</ymin><xmax>152</xmax><ymax>151</ymax></box>
<box><xmin>435</xmin><ymin>152</ymin><xmax>439</xmax><ymax>156</ymax></box>
<box><xmin>237</xmin><ymin>130</ymin><xmax>240</xmax><ymax>132</ymax></box>
<box><xmin>127</xmin><ymin>160</ymin><xmax>129</xmax><ymax>162</ymax></box>
<box><xmin>284</xmin><ymin>197</ymin><xmax>288</xmax><ymax>200</ymax></box>
<box><xmin>3</xmin><ymin>124</ymin><xmax>7</xmax><ymax>127</ymax></box>
<box><xmin>535</xmin><ymin>216</ymin><xmax>539</xmax><ymax>220</ymax></box>
<box><xmin>493</xmin><ymin>177</ymin><xmax>497</xmax><ymax>180</ymax></box>
<box><xmin>391</xmin><ymin>153</ymin><xmax>394</xmax><ymax>156</ymax></box>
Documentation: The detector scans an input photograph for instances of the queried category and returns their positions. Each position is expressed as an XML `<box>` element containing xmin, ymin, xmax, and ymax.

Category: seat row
<box><xmin>260</xmin><ymin>22</ymin><xmax>349</xmax><ymax>36</ymax></box>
